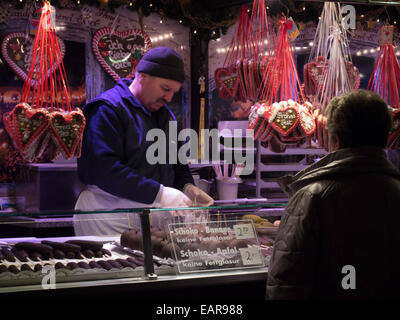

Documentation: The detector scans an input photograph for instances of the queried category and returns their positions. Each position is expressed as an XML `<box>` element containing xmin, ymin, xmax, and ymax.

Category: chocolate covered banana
<box><xmin>41</xmin><ymin>240</ymin><xmax>81</xmax><ymax>253</ymax></box>
<box><xmin>65</xmin><ymin>251</ymin><xmax>75</xmax><ymax>259</ymax></box>
<box><xmin>11</xmin><ymin>247</ymin><xmax>29</xmax><ymax>262</ymax></box>
<box><xmin>2</xmin><ymin>247</ymin><xmax>16</xmax><ymax>262</ymax></box>
<box><xmin>14</xmin><ymin>242</ymin><xmax>53</xmax><ymax>256</ymax></box>
<box><xmin>54</xmin><ymin>249</ymin><xmax>66</xmax><ymax>259</ymax></box>
<box><xmin>82</xmin><ymin>249</ymin><xmax>95</xmax><ymax>258</ymax></box>
<box><xmin>94</xmin><ymin>250</ymin><xmax>103</xmax><ymax>258</ymax></box>
<box><xmin>89</xmin><ymin>261</ymin><xmax>102</xmax><ymax>269</ymax></box>
<box><xmin>115</xmin><ymin>258</ymin><xmax>137</xmax><ymax>269</ymax></box>
<box><xmin>34</xmin><ymin>264</ymin><xmax>42</xmax><ymax>272</ymax></box>
<box><xmin>67</xmin><ymin>262</ymin><xmax>79</xmax><ymax>270</ymax></box>
<box><xmin>97</xmin><ymin>260</ymin><xmax>113</xmax><ymax>270</ymax></box>
<box><xmin>0</xmin><ymin>264</ymin><xmax>7</xmax><ymax>273</ymax></box>
<box><xmin>21</xmin><ymin>264</ymin><xmax>33</xmax><ymax>272</ymax></box>
<box><xmin>77</xmin><ymin>261</ymin><xmax>90</xmax><ymax>269</ymax></box>
<box><xmin>8</xmin><ymin>265</ymin><xmax>19</xmax><ymax>274</ymax></box>
<box><xmin>101</xmin><ymin>248</ymin><xmax>112</xmax><ymax>257</ymax></box>
<box><xmin>65</xmin><ymin>240</ymin><xmax>103</xmax><ymax>251</ymax></box>
<box><xmin>29</xmin><ymin>252</ymin><xmax>43</xmax><ymax>261</ymax></box>
<box><xmin>107</xmin><ymin>260</ymin><xmax>123</xmax><ymax>269</ymax></box>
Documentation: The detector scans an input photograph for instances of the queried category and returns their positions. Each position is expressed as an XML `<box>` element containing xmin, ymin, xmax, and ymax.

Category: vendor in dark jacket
<box><xmin>74</xmin><ymin>47</ymin><xmax>212</xmax><ymax>236</ymax></box>
<box><xmin>267</xmin><ymin>89</ymin><xmax>400</xmax><ymax>299</ymax></box>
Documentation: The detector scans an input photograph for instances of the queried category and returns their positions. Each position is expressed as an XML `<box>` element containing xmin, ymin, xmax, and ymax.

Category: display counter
<box><xmin>0</xmin><ymin>203</ymin><xmax>285</xmax><ymax>299</ymax></box>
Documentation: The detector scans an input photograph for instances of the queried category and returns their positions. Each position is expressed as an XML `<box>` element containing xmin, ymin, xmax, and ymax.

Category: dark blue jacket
<box><xmin>77</xmin><ymin>79</ymin><xmax>193</xmax><ymax>204</ymax></box>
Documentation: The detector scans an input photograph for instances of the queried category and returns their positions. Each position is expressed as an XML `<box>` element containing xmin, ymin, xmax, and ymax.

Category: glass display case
<box><xmin>0</xmin><ymin>203</ymin><xmax>285</xmax><ymax>299</ymax></box>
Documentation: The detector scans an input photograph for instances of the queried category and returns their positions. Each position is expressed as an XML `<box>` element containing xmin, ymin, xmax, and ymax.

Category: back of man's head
<box><xmin>325</xmin><ymin>89</ymin><xmax>392</xmax><ymax>149</ymax></box>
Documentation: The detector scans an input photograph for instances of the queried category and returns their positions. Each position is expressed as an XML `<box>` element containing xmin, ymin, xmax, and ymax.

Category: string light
<box><xmin>377</xmin><ymin>19</ymin><xmax>380</xmax><ymax>22</ymax></box>
<box><xmin>179</xmin><ymin>20</ymin><xmax>183</xmax><ymax>24</ymax></box>
<box><xmin>194</xmin><ymin>29</ymin><xmax>197</xmax><ymax>34</ymax></box>
<box><xmin>129</xmin><ymin>2</ymin><xmax>133</xmax><ymax>6</ymax></box>
<box><xmin>302</xmin><ymin>6</ymin><xmax>306</xmax><ymax>11</ymax></box>
<box><xmin>360</xmin><ymin>14</ymin><xmax>365</xmax><ymax>18</ymax></box>
<box><xmin>150</xmin><ymin>33</ymin><xmax>174</xmax><ymax>43</ymax></box>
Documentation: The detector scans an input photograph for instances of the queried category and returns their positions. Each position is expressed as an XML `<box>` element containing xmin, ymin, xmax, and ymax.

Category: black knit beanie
<box><xmin>136</xmin><ymin>47</ymin><xmax>185</xmax><ymax>83</ymax></box>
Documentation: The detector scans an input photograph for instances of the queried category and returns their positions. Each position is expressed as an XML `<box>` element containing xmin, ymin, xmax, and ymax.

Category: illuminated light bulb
<box><xmin>179</xmin><ymin>20</ymin><xmax>182</xmax><ymax>23</ymax></box>
<box><xmin>149</xmin><ymin>3</ymin><xmax>153</xmax><ymax>7</ymax></box>
<box><xmin>356</xmin><ymin>51</ymin><xmax>361</xmax><ymax>56</ymax></box>
<box><xmin>309</xmin><ymin>42</ymin><xmax>314</xmax><ymax>46</ymax></box>
<box><xmin>194</xmin><ymin>29</ymin><xmax>197</xmax><ymax>34</ymax></box>
<box><xmin>363</xmin><ymin>49</ymin><xmax>368</xmax><ymax>54</ymax></box>
<box><xmin>361</xmin><ymin>14</ymin><xmax>364</xmax><ymax>18</ymax></box>
<box><xmin>370</xmin><ymin>49</ymin><xmax>375</xmax><ymax>53</ymax></box>
<box><xmin>302</xmin><ymin>6</ymin><xmax>306</xmax><ymax>11</ymax></box>
<box><xmin>377</xmin><ymin>19</ymin><xmax>380</xmax><ymax>22</ymax></box>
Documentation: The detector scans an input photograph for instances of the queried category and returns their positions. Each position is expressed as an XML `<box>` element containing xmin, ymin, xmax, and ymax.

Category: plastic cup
<box><xmin>216</xmin><ymin>177</ymin><xmax>242</xmax><ymax>200</ymax></box>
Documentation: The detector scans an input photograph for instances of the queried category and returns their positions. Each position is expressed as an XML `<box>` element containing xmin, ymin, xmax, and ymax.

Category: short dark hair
<box><xmin>325</xmin><ymin>89</ymin><xmax>392</xmax><ymax>148</ymax></box>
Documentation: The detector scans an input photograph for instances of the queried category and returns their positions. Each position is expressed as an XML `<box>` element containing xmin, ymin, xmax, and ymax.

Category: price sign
<box><xmin>233</xmin><ymin>223</ymin><xmax>255</xmax><ymax>239</ymax></box>
<box><xmin>168</xmin><ymin>219</ymin><xmax>265</xmax><ymax>274</ymax></box>
<box><xmin>239</xmin><ymin>247</ymin><xmax>263</xmax><ymax>266</ymax></box>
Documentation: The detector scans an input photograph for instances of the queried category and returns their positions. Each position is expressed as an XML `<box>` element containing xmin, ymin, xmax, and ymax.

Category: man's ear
<box><xmin>328</xmin><ymin>132</ymin><xmax>341</xmax><ymax>152</ymax></box>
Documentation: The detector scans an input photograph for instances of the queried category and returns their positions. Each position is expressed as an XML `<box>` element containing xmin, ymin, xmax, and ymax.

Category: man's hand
<box><xmin>160</xmin><ymin>186</ymin><xmax>192</xmax><ymax>208</ymax></box>
<box><xmin>183</xmin><ymin>183</ymin><xmax>214</xmax><ymax>207</ymax></box>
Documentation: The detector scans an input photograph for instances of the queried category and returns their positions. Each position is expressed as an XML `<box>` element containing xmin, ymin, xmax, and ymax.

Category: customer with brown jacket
<box><xmin>267</xmin><ymin>90</ymin><xmax>400</xmax><ymax>299</ymax></box>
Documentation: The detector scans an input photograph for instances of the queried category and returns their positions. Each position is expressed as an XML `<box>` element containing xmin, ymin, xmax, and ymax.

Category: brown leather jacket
<box><xmin>267</xmin><ymin>147</ymin><xmax>400</xmax><ymax>299</ymax></box>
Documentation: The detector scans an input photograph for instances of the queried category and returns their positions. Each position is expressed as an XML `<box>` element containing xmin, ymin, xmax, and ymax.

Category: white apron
<box><xmin>73</xmin><ymin>185</ymin><xmax>178</xmax><ymax>236</ymax></box>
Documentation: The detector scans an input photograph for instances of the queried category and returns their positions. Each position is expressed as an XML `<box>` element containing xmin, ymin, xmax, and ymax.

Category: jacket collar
<box><xmin>278</xmin><ymin>146</ymin><xmax>400</xmax><ymax>196</ymax></box>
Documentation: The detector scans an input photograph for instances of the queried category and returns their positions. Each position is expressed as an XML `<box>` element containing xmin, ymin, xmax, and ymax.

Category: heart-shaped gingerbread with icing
<box><xmin>270</xmin><ymin>107</ymin><xmax>299</xmax><ymax>136</ymax></box>
<box><xmin>214</xmin><ymin>67</ymin><xmax>240</xmax><ymax>100</ymax></box>
<box><xmin>49</xmin><ymin>109</ymin><xmax>86</xmax><ymax>159</ymax></box>
<box><xmin>92</xmin><ymin>28</ymin><xmax>152</xmax><ymax>82</ymax></box>
<box><xmin>1</xmin><ymin>32</ymin><xmax>65</xmax><ymax>85</ymax></box>
<box><xmin>3</xmin><ymin>103</ymin><xmax>51</xmax><ymax>161</ymax></box>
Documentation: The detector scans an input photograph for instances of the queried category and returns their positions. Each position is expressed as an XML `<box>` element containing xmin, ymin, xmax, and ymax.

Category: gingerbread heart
<box><xmin>1</xmin><ymin>32</ymin><xmax>65</xmax><ymax>85</ymax></box>
<box><xmin>4</xmin><ymin>103</ymin><xmax>51</xmax><ymax>161</ymax></box>
<box><xmin>49</xmin><ymin>109</ymin><xmax>85</xmax><ymax>159</ymax></box>
<box><xmin>270</xmin><ymin>107</ymin><xmax>299</xmax><ymax>136</ymax></box>
<box><xmin>304</xmin><ymin>56</ymin><xmax>328</xmax><ymax>96</ymax></box>
<box><xmin>214</xmin><ymin>66</ymin><xmax>240</xmax><ymax>100</ymax></box>
<box><xmin>298</xmin><ymin>106</ymin><xmax>316</xmax><ymax>136</ymax></box>
<box><xmin>92</xmin><ymin>28</ymin><xmax>152</xmax><ymax>82</ymax></box>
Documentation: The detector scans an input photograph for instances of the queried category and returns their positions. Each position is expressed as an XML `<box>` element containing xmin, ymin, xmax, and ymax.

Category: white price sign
<box><xmin>233</xmin><ymin>223</ymin><xmax>255</xmax><ymax>239</ymax></box>
<box><xmin>239</xmin><ymin>247</ymin><xmax>263</xmax><ymax>266</ymax></box>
